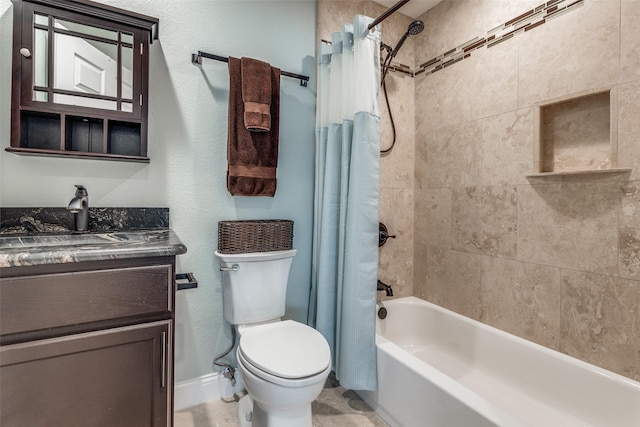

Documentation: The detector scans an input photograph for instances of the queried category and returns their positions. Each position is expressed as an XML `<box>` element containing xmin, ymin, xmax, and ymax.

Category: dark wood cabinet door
<box><xmin>0</xmin><ymin>320</ymin><xmax>171</xmax><ymax>427</ymax></box>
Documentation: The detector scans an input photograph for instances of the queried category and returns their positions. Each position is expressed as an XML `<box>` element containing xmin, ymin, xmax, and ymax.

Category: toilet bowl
<box><xmin>236</xmin><ymin>320</ymin><xmax>331</xmax><ymax>427</ymax></box>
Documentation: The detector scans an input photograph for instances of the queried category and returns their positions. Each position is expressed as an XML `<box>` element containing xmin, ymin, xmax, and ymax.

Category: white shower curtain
<box><xmin>309</xmin><ymin>15</ymin><xmax>380</xmax><ymax>391</ymax></box>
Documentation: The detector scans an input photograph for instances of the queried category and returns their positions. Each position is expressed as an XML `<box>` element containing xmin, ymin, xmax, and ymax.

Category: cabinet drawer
<box><xmin>0</xmin><ymin>264</ymin><xmax>172</xmax><ymax>336</ymax></box>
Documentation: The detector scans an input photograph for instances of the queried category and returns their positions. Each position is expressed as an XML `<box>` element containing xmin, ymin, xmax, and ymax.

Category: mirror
<box><xmin>32</xmin><ymin>14</ymin><xmax>134</xmax><ymax>112</ymax></box>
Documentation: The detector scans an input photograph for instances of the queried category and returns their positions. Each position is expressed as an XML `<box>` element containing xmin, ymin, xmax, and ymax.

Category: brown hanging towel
<box><xmin>227</xmin><ymin>56</ymin><xmax>280</xmax><ymax>197</ymax></box>
<box><xmin>242</xmin><ymin>57</ymin><xmax>272</xmax><ymax>132</ymax></box>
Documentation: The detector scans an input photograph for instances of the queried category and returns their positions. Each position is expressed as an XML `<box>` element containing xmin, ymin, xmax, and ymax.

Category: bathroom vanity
<box><xmin>0</xmin><ymin>210</ymin><xmax>186</xmax><ymax>427</ymax></box>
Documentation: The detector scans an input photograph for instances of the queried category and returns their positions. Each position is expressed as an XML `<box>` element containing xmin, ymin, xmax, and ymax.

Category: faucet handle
<box><xmin>74</xmin><ymin>185</ymin><xmax>88</xmax><ymax>197</ymax></box>
<box><xmin>379</xmin><ymin>222</ymin><xmax>396</xmax><ymax>247</ymax></box>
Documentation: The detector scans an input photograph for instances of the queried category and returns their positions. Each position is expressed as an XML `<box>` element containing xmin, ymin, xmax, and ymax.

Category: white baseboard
<box><xmin>174</xmin><ymin>371</ymin><xmax>245</xmax><ymax>411</ymax></box>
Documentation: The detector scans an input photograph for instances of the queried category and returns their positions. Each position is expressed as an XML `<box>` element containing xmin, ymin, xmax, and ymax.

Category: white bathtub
<box><xmin>358</xmin><ymin>296</ymin><xmax>640</xmax><ymax>427</ymax></box>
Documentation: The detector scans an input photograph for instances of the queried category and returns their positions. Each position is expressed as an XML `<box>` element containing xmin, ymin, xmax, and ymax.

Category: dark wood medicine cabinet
<box><xmin>8</xmin><ymin>0</ymin><xmax>158</xmax><ymax>162</ymax></box>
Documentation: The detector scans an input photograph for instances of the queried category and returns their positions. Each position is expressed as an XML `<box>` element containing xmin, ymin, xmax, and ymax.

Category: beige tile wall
<box><xmin>317</xmin><ymin>0</ymin><xmax>640</xmax><ymax>383</ymax></box>
<box><xmin>317</xmin><ymin>0</ymin><xmax>416</xmax><ymax>300</ymax></box>
<box><xmin>414</xmin><ymin>0</ymin><xmax>640</xmax><ymax>381</ymax></box>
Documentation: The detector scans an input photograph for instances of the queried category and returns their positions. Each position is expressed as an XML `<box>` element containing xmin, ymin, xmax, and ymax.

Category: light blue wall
<box><xmin>0</xmin><ymin>0</ymin><xmax>317</xmax><ymax>382</ymax></box>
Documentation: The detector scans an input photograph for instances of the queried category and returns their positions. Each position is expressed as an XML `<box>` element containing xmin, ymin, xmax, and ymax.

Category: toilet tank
<box><xmin>215</xmin><ymin>249</ymin><xmax>296</xmax><ymax>325</ymax></box>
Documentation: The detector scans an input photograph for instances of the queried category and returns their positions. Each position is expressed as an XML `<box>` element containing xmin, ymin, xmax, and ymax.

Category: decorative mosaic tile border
<box><xmin>388</xmin><ymin>0</ymin><xmax>584</xmax><ymax>78</ymax></box>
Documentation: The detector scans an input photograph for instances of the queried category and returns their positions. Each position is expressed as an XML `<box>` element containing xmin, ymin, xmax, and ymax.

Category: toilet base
<box><xmin>238</xmin><ymin>395</ymin><xmax>253</xmax><ymax>427</ymax></box>
<box><xmin>236</xmin><ymin>394</ymin><xmax>313</xmax><ymax>427</ymax></box>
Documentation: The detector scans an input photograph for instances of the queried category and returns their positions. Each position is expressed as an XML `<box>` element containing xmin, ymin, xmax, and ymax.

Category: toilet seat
<box><xmin>238</xmin><ymin>320</ymin><xmax>331</xmax><ymax>385</ymax></box>
<box><xmin>238</xmin><ymin>349</ymin><xmax>332</xmax><ymax>389</ymax></box>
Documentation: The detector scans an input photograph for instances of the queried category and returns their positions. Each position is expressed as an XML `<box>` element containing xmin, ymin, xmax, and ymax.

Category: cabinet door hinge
<box><xmin>139</xmin><ymin>94</ymin><xmax>143</xmax><ymax>106</ymax></box>
<box><xmin>140</xmin><ymin>43</ymin><xmax>144</xmax><ymax>55</ymax></box>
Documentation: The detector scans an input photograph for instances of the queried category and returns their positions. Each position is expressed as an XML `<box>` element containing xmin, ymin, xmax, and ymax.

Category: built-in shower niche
<box><xmin>529</xmin><ymin>88</ymin><xmax>631</xmax><ymax>177</ymax></box>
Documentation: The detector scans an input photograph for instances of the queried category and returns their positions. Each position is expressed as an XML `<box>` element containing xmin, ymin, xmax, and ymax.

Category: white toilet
<box><xmin>215</xmin><ymin>249</ymin><xmax>331</xmax><ymax>427</ymax></box>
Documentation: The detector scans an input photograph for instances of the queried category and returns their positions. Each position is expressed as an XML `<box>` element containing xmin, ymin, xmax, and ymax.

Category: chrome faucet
<box><xmin>377</xmin><ymin>279</ymin><xmax>393</xmax><ymax>297</ymax></box>
<box><xmin>67</xmin><ymin>185</ymin><xmax>89</xmax><ymax>232</ymax></box>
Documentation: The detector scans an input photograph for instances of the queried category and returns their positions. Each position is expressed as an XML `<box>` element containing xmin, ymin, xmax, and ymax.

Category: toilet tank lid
<box><xmin>215</xmin><ymin>249</ymin><xmax>296</xmax><ymax>263</ymax></box>
<box><xmin>239</xmin><ymin>320</ymin><xmax>331</xmax><ymax>379</ymax></box>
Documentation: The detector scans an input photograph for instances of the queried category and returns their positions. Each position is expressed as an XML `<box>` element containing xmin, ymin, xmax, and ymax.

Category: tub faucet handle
<box><xmin>379</xmin><ymin>222</ymin><xmax>396</xmax><ymax>247</ymax></box>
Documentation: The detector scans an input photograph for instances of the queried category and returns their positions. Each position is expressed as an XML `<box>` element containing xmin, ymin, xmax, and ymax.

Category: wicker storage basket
<box><xmin>217</xmin><ymin>220</ymin><xmax>294</xmax><ymax>254</ymax></box>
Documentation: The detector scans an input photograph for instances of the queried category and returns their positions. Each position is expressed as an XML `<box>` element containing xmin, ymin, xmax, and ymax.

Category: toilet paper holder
<box><xmin>176</xmin><ymin>272</ymin><xmax>198</xmax><ymax>290</ymax></box>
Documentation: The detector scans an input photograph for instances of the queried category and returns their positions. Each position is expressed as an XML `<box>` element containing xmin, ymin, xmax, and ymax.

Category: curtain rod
<box><xmin>367</xmin><ymin>0</ymin><xmax>410</xmax><ymax>30</ymax></box>
<box><xmin>191</xmin><ymin>51</ymin><xmax>309</xmax><ymax>87</ymax></box>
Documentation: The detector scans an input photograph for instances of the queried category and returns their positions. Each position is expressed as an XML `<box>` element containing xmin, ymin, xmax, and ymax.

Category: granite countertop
<box><xmin>0</xmin><ymin>229</ymin><xmax>187</xmax><ymax>268</ymax></box>
<box><xmin>0</xmin><ymin>208</ymin><xmax>187</xmax><ymax>268</ymax></box>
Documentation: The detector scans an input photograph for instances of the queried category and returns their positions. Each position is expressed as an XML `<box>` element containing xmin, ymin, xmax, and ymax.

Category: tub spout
<box><xmin>377</xmin><ymin>280</ymin><xmax>393</xmax><ymax>297</ymax></box>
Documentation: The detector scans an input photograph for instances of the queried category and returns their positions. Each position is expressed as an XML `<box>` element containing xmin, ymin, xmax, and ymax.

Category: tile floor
<box><xmin>174</xmin><ymin>373</ymin><xmax>390</xmax><ymax>427</ymax></box>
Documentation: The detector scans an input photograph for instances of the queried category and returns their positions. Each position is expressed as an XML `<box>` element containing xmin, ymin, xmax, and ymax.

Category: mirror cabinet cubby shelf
<box><xmin>527</xmin><ymin>87</ymin><xmax>632</xmax><ymax>178</ymax></box>
<box><xmin>8</xmin><ymin>0</ymin><xmax>158</xmax><ymax>162</ymax></box>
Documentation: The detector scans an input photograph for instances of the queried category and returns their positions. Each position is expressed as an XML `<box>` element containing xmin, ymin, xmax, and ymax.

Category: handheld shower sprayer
<box><xmin>407</xmin><ymin>19</ymin><xmax>426</xmax><ymax>35</ymax></box>
<box><xmin>380</xmin><ymin>19</ymin><xmax>424</xmax><ymax>154</ymax></box>
<box><xmin>389</xmin><ymin>20</ymin><xmax>424</xmax><ymax>59</ymax></box>
<box><xmin>381</xmin><ymin>20</ymin><xmax>424</xmax><ymax>87</ymax></box>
